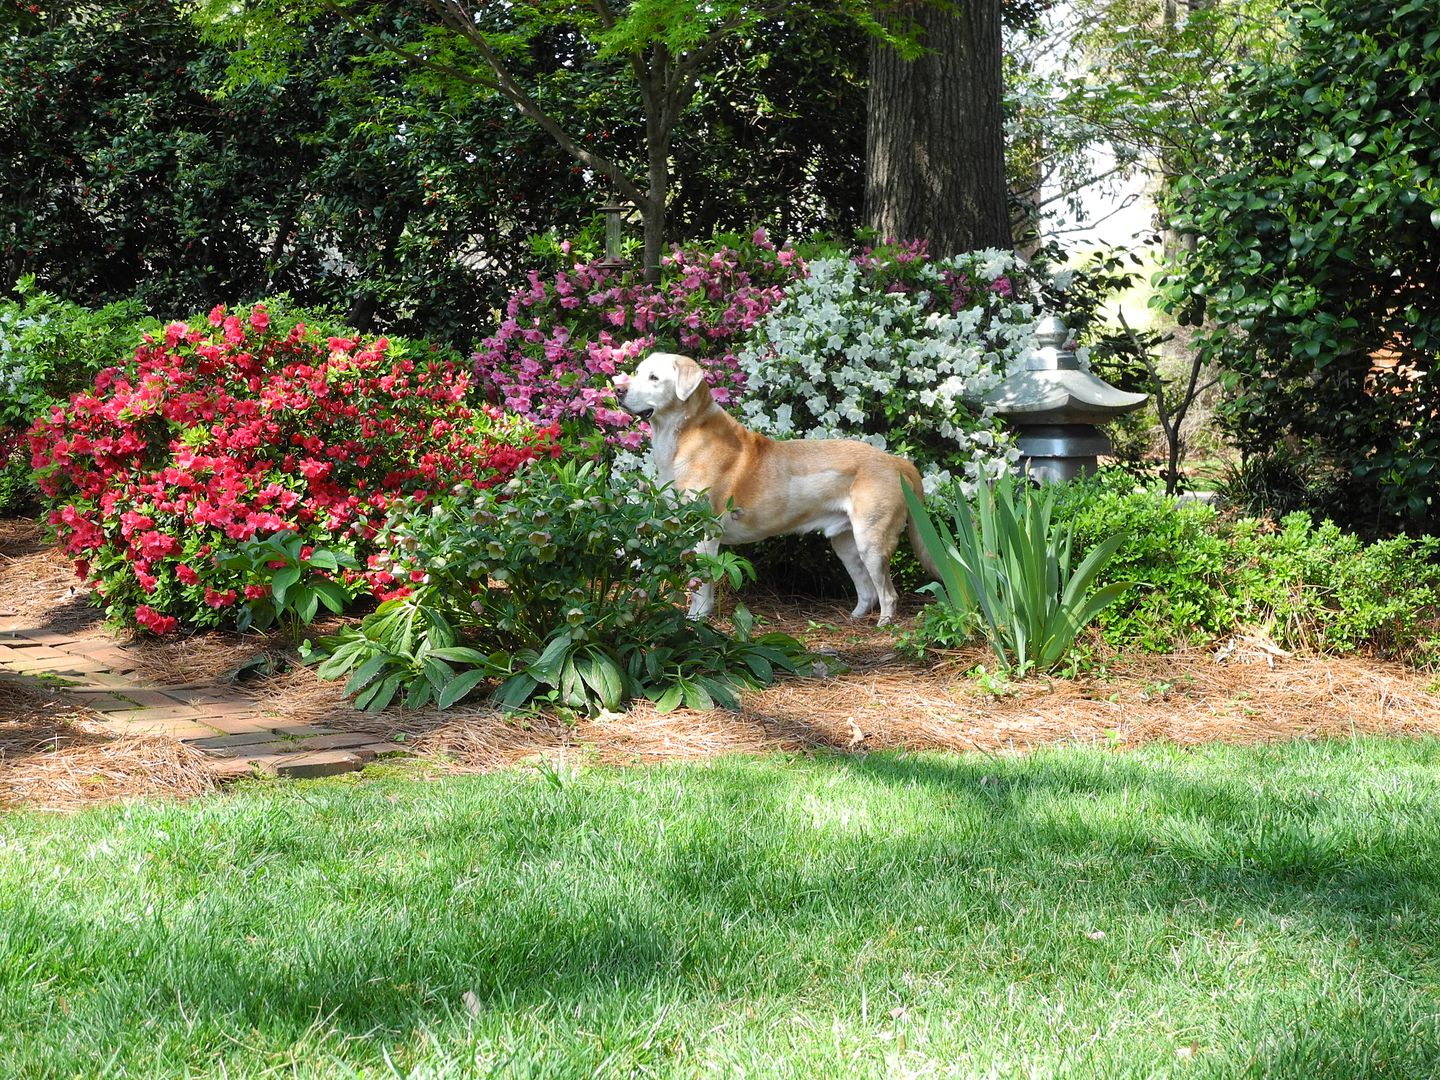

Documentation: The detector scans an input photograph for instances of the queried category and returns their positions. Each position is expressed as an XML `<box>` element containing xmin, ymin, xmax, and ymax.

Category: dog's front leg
<box><xmin>687</xmin><ymin>537</ymin><xmax>720</xmax><ymax>619</ymax></box>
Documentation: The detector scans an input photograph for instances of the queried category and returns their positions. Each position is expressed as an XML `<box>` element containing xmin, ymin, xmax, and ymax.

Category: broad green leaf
<box><xmin>494</xmin><ymin>672</ymin><xmax>539</xmax><ymax>711</ymax></box>
<box><xmin>343</xmin><ymin>653</ymin><xmax>391</xmax><ymax>696</ymax></box>
<box><xmin>653</xmin><ymin>684</ymin><xmax>684</xmax><ymax>714</ymax></box>
<box><xmin>438</xmin><ymin>668</ymin><xmax>491</xmax><ymax>710</ymax></box>
<box><xmin>271</xmin><ymin>564</ymin><xmax>301</xmax><ymax>604</ymax></box>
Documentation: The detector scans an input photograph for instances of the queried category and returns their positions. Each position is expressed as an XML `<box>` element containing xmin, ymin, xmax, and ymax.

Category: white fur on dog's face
<box><xmin>621</xmin><ymin>352</ymin><xmax>699</xmax><ymax>415</ymax></box>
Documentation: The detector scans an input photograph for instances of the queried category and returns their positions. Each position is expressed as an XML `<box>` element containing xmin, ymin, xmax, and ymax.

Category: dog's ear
<box><xmin>673</xmin><ymin>355</ymin><xmax>706</xmax><ymax>401</ymax></box>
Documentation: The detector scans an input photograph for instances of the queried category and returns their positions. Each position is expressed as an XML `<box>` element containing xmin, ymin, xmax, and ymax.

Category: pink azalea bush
<box><xmin>472</xmin><ymin>229</ymin><xmax>805</xmax><ymax>449</ymax></box>
<box><xmin>30</xmin><ymin>303</ymin><xmax>560</xmax><ymax>634</ymax></box>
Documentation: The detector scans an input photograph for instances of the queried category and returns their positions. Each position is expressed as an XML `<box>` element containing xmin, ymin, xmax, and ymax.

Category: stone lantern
<box><xmin>594</xmin><ymin>194</ymin><xmax>631</xmax><ymax>271</ymax></box>
<box><xmin>979</xmin><ymin>315</ymin><xmax>1148</xmax><ymax>484</ymax></box>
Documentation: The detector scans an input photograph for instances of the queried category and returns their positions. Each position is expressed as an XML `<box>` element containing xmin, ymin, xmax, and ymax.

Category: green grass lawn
<box><xmin>4</xmin><ymin>739</ymin><xmax>1440</xmax><ymax>1078</ymax></box>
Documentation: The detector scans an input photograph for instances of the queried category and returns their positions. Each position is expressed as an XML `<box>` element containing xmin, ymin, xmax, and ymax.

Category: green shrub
<box><xmin>1056</xmin><ymin>475</ymin><xmax>1440</xmax><ymax>665</ymax></box>
<box><xmin>31</xmin><ymin>299</ymin><xmax>556</xmax><ymax>633</ymax></box>
<box><xmin>1058</xmin><ymin>479</ymin><xmax>1235</xmax><ymax>651</ymax></box>
<box><xmin>1228</xmin><ymin>514</ymin><xmax>1440</xmax><ymax>666</ymax></box>
<box><xmin>308</xmin><ymin>459</ymin><xmax>813</xmax><ymax>715</ymax></box>
<box><xmin>1156</xmin><ymin>0</ymin><xmax>1440</xmax><ymax>530</ymax></box>
<box><xmin>0</xmin><ymin>279</ymin><xmax>149</xmax><ymax>512</ymax></box>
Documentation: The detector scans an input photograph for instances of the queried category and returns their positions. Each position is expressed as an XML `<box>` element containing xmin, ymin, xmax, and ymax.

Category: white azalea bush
<box><xmin>736</xmin><ymin>243</ymin><xmax>1048</xmax><ymax>489</ymax></box>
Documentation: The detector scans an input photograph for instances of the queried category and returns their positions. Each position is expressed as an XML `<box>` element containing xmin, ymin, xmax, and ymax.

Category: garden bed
<box><xmin>5</xmin><ymin>516</ymin><xmax>1440</xmax><ymax>812</ymax></box>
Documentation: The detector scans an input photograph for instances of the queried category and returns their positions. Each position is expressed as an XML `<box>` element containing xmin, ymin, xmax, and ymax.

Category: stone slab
<box><xmin>269</xmin><ymin>723</ymin><xmax>342</xmax><ymax>737</ymax></box>
<box><xmin>0</xmin><ymin>649</ymin><xmax>86</xmax><ymax>666</ymax></box>
<box><xmin>191</xmin><ymin>703</ymin><xmax>269</xmax><ymax>719</ymax></box>
<box><xmin>183</xmin><ymin>730</ymin><xmax>284</xmax><ymax>751</ymax></box>
<box><xmin>97</xmin><ymin>705</ymin><xmax>209</xmax><ymax>724</ymax></box>
<box><xmin>58</xmin><ymin>692</ymin><xmax>138</xmax><ymax>712</ymax></box>
<box><xmin>82</xmin><ymin>690</ymin><xmax>187</xmax><ymax>711</ymax></box>
<box><xmin>13</xmin><ymin>629</ymin><xmax>89</xmax><ymax>645</ymax></box>
<box><xmin>262</xmin><ymin>750</ymin><xmax>370</xmax><ymax>779</ymax></box>
<box><xmin>203</xmin><ymin>715</ymin><xmax>282</xmax><ymax>736</ymax></box>
<box><xmin>163</xmin><ymin>688</ymin><xmax>255</xmax><ymax>706</ymax></box>
<box><xmin>97</xmin><ymin>718</ymin><xmax>225</xmax><ymax>740</ymax></box>
<box><xmin>3</xmin><ymin>657</ymin><xmax>112</xmax><ymax>675</ymax></box>
<box><xmin>50</xmin><ymin>673</ymin><xmax>141</xmax><ymax>690</ymax></box>
<box><xmin>56</xmin><ymin>647</ymin><xmax>141</xmax><ymax>670</ymax></box>
<box><xmin>206</xmin><ymin>758</ymin><xmax>264</xmax><ymax>779</ymax></box>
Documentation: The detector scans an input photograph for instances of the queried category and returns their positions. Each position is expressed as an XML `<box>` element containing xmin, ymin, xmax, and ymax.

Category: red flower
<box><xmin>135</xmin><ymin>605</ymin><xmax>178</xmax><ymax>635</ymax></box>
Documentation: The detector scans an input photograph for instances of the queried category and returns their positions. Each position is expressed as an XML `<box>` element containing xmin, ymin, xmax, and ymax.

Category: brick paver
<box><xmin>1</xmin><ymin>623</ymin><xmax>406</xmax><ymax>781</ymax></box>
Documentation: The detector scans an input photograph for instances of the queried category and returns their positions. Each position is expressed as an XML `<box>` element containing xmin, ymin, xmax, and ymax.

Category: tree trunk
<box><xmin>865</xmin><ymin>0</ymin><xmax>1013</xmax><ymax>255</ymax></box>
<box><xmin>642</xmin><ymin>101</ymin><xmax>671</xmax><ymax>284</ymax></box>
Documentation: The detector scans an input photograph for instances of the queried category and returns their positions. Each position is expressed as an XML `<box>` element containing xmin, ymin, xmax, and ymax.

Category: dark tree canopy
<box><xmin>2</xmin><ymin>2</ymin><xmax>868</xmax><ymax>341</ymax></box>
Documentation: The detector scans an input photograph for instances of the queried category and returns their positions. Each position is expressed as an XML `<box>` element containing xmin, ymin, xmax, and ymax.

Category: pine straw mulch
<box><xmin>5</xmin><ymin>523</ymin><xmax>1440</xmax><ymax>808</ymax></box>
<box><xmin>0</xmin><ymin>517</ymin><xmax>101</xmax><ymax>634</ymax></box>
<box><xmin>235</xmin><ymin>596</ymin><xmax>1440</xmax><ymax>773</ymax></box>
<box><xmin>0</xmin><ymin>678</ymin><xmax>220</xmax><ymax>812</ymax></box>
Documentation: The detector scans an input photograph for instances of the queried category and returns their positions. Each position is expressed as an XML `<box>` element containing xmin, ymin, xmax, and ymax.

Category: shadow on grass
<box><xmin>6</xmin><ymin>742</ymin><xmax>1440</xmax><ymax>1076</ymax></box>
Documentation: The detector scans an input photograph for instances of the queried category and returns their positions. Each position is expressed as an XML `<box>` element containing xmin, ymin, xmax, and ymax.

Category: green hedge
<box><xmin>1058</xmin><ymin>475</ymin><xmax>1440</xmax><ymax>666</ymax></box>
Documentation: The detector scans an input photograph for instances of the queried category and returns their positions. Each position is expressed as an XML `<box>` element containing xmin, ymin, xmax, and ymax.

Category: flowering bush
<box><xmin>736</xmin><ymin>243</ymin><xmax>1047</xmax><ymax>486</ymax></box>
<box><xmin>0</xmin><ymin>279</ymin><xmax>147</xmax><ymax>511</ymax></box>
<box><xmin>30</xmin><ymin>302</ymin><xmax>560</xmax><ymax>633</ymax></box>
<box><xmin>471</xmin><ymin>229</ymin><xmax>804</xmax><ymax>450</ymax></box>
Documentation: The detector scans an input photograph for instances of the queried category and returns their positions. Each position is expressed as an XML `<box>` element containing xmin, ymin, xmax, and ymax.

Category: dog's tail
<box><xmin>900</xmin><ymin>465</ymin><xmax>944</xmax><ymax>580</ymax></box>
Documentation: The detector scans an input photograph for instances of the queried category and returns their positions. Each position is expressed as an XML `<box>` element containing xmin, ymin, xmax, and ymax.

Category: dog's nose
<box><xmin>613</xmin><ymin>373</ymin><xmax>631</xmax><ymax>394</ymax></box>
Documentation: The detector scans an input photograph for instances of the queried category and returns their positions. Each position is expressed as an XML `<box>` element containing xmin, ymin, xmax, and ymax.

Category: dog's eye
<box><xmin>648</xmin><ymin>373</ymin><xmax>659</xmax><ymax>381</ymax></box>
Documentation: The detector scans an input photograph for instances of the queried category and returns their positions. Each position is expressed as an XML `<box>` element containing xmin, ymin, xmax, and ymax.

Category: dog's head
<box><xmin>619</xmin><ymin>352</ymin><xmax>706</xmax><ymax>419</ymax></box>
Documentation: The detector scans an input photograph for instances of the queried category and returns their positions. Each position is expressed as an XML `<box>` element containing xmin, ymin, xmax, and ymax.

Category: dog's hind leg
<box><xmin>853</xmin><ymin>529</ymin><xmax>900</xmax><ymax>626</ymax></box>
<box><xmin>831</xmin><ymin>530</ymin><xmax>878</xmax><ymax>619</ymax></box>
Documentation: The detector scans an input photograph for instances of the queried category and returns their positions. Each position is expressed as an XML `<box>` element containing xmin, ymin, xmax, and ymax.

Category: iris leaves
<box><xmin>904</xmin><ymin>475</ymin><xmax>1134</xmax><ymax>675</ymax></box>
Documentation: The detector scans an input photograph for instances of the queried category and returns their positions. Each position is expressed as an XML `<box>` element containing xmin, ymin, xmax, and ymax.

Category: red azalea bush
<box><xmin>472</xmin><ymin>229</ymin><xmax>805</xmax><ymax>450</ymax></box>
<box><xmin>30</xmin><ymin>302</ymin><xmax>560</xmax><ymax>634</ymax></box>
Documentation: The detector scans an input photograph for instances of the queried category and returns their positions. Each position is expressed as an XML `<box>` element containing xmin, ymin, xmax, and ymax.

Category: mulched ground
<box><xmin>4</xmin><ymin>516</ymin><xmax>1439</xmax><ymax>811</ymax></box>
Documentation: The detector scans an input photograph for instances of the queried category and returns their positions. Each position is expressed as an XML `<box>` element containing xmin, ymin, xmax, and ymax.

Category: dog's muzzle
<box><xmin>617</xmin><ymin>398</ymin><xmax>653</xmax><ymax>420</ymax></box>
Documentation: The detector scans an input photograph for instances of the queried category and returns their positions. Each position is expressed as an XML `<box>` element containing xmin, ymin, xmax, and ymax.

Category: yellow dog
<box><xmin>619</xmin><ymin>352</ymin><xmax>937</xmax><ymax>624</ymax></box>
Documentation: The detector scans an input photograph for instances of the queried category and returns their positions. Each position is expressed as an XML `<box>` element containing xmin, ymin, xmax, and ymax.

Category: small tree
<box><xmin>1157</xmin><ymin>0</ymin><xmax>1440</xmax><ymax>530</ymax></box>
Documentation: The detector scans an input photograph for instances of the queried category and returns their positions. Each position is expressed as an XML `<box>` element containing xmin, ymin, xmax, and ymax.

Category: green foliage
<box><xmin>1058</xmin><ymin>479</ymin><xmax>1234</xmax><ymax>651</ymax></box>
<box><xmin>0</xmin><ymin>279</ymin><xmax>149</xmax><ymax>512</ymax></box>
<box><xmin>192</xmin><ymin>0</ymin><xmax>877</xmax><ymax>282</ymax></box>
<box><xmin>1057</xmin><ymin>475</ymin><xmax>1440</xmax><ymax>665</ymax></box>
<box><xmin>1156</xmin><ymin>0</ymin><xmax>1440</xmax><ymax>530</ymax></box>
<box><xmin>1226</xmin><ymin>514</ymin><xmax>1440</xmax><ymax>666</ymax></box>
<box><xmin>307</xmin><ymin>460</ymin><xmax>813</xmax><ymax>715</ymax></box>
<box><xmin>903</xmin><ymin>475</ymin><xmax>1134</xmax><ymax>675</ymax></box>
<box><xmin>212</xmin><ymin>532</ymin><xmax>359</xmax><ymax>635</ymax></box>
<box><xmin>1</xmin><ymin>2</ymin><xmax>596</xmax><ymax>343</ymax></box>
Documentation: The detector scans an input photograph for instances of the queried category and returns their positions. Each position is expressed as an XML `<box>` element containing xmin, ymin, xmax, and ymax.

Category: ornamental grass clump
<box><xmin>29</xmin><ymin>302</ymin><xmax>559</xmax><ymax>634</ymax></box>
<box><xmin>904</xmin><ymin>474</ymin><xmax>1134</xmax><ymax>675</ymax></box>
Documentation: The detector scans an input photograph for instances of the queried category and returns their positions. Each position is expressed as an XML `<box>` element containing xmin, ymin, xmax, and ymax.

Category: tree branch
<box><xmin>416</xmin><ymin>0</ymin><xmax>648</xmax><ymax>205</ymax></box>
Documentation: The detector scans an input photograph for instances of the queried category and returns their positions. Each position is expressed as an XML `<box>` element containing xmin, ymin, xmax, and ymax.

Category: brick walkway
<box><xmin>0</xmin><ymin>626</ymin><xmax>401</xmax><ymax>779</ymax></box>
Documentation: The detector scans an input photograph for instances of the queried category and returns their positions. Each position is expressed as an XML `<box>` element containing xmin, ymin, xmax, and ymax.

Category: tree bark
<box><xmin>864</xmin><ymin>0</ymin><xmax>1013</xmax><ymax>255</ymax></box>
